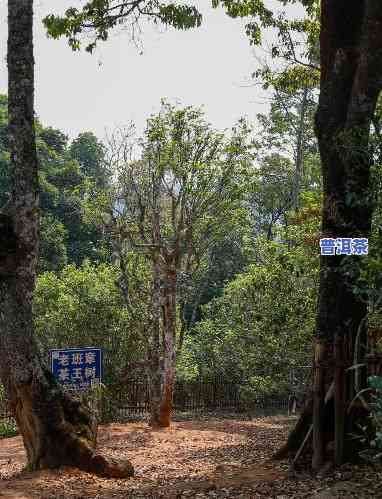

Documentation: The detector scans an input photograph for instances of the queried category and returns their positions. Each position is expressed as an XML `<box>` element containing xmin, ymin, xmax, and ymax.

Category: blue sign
<box><xmin>319</xmin><ymin>238</ymin><xmax>368</xmax><ymax>256</ymax></box>
<box><xmin>50</xmin><ymin>347</ymin><xmax>102</xmax><ymax>390</ymax></box>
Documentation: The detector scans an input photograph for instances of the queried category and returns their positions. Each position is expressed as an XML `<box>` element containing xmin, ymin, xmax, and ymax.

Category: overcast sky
<box><xmin>0</xmin><ymin>1</ymin><xmax>292</xmax><ymax>141</ymax></box>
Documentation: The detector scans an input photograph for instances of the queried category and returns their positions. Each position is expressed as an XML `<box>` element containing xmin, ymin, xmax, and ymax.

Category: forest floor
<box><xmin>0</xmin><ymin>415</ymin><xmax>381</xmax><ymax>498</ymax></box>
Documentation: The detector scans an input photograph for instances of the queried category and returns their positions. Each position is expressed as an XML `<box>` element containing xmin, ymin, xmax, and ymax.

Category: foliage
<box><xmin>34</xmin><ymin>262</ymin><xmax>145</xmax><ymax>387</ymax></box>
<box><xmin>184</xmin><ymin>229</ymin><xmax>318</xmax><ymax>394</ymax></box>
<box><xmin>90</xmin><ymin>101</ymin><xmax>256</xmax><ymax>346</ymax></box>
<box><xmin>249</xmin><ymin>153</ymin><xmax>295</xmax><ymax>239</ymax></box>
<box><xmin>247</xmin><ymin>87</ymin><xmax>320</xmax><ymax>239</ymax></box>
<box><xmin>178</xmin><ymin>221</ymin><xmax>254</xmax><ymax>331</ymax></box>
<box><xmin>70</xmin><ymin>132</ymin><xmax>108</xmax><ymax>188</ymax></box>
<box><xmin>254</xmin><ymin>90</ymin><xmax>317</xmax><ymax>160</ymax></box>
<box><xmin>0</xmin><ymin>383</ymin><xmax>17</xmax><ymax>438</ymax></box>
<box><xmin>368</xmin><ymin>376</ymin><xmax>382</xmax><ymax>452</ymax></box>
<box><xmin>39</xmin><ymin>213</ymin><xmax>69</xmax><ymax>273</ymax></box>
<box><xmin>239</xmin><ymin>375</ymin><xmax>291</xmax><ymax>402</ymax></box>
<box><xmin>0</xmin><ymin>419</ymin><xmax>18</xmax><ymax>439</ymax></box>
<box><xmin>214</xmin><ymin>0</ymin><xmax>320</xmax><ymax>93</ymax></box>
<box><xmin>111</xmin><ymin>102</ymin><xmax>255</xmax><ymax>258</ymax></box>
<box><xmin>43</xmin><ymin>1</ymin><xmax>202</xmax><ymax>52</ymax></box>
<box><xmin>0</xmin><ymin>94</ymin><xmax>111</xmax><ymax>271</ymax></box>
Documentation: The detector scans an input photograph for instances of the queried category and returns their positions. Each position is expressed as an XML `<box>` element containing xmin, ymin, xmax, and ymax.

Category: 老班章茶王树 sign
<box><xmin>50</xmin><ymin>347</ymin><xmax>102</xmax><ymax>390</ymax></box>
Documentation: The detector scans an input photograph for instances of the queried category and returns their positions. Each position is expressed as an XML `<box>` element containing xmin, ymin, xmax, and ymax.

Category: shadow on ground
<box><xmin>0</xmin><ymin>416</ymin><xmax>298</xmax><ymax>498</ymax></box>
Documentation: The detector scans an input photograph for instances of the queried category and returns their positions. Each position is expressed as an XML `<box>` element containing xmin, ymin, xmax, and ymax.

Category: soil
<box><xmin>0</xmin><ymin>415</ymin><xmax>381</xmax><ymax>498</ymax></box>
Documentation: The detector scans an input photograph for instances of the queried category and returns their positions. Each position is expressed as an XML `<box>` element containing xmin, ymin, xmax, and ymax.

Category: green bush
<box><xmin>0</xmin><ymin>419</ymin><xmax>18</xmax><ymax>438</ymax></box>
<box><xmin>34</xmin><ymin>262</ymin><xmax>146</xmax><ymax>388</ymax></box>
<box><xmin>369</xmin><ymin>375</ymin><xmax>382</xmax><ymax>451</ymax></box>
<box><xmin>239</xmin><ymin>375</ymin><xmax>290</xmax><ymax>404</ymax></box>
<box><xmin>186</xmin><ymin>238</ymin><xmax>317</xmax><ymax>386</ymax></box>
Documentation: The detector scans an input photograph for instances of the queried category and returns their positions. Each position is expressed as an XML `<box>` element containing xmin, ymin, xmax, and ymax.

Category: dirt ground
<box><xmin>0</xmin><ymin>415</ymin><xmax>381</xmax><ymax>498</ymax></box>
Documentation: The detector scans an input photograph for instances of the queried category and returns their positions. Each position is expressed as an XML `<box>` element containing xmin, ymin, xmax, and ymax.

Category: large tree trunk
<box><xmin>278</xmin><ymin>0</ymin><xmax>382</xmax><ymax>469</ymax></box>
<box><xmin>0</xmin><ymin>0</ymin><xmax>133</xmax><ymax>477</ymax></box>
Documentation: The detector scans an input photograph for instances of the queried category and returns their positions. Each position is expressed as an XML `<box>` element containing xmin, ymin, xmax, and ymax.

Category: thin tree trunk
<box><xmin>0</xmin><ymin>1</ymin><xmax>133</xmax><ymax>477</ymax></box>
<box><xmin>292</xmin><ymin>87</ymin><xmax>309</xmax><ymax>211</ymax></box>
<box><xmin>148</xmin><ymin>259</ymin><xmax>163</xmax><ymax>427</ymax></box>
<box><xmin>158</xmin><ymin>264</ymin><xmax>177</xmax><ymax>427</ymax></box>
<box><xmin>312</xmin><ymin>341</ymin><xmax>326</xmax><ymax>470</ymax></box>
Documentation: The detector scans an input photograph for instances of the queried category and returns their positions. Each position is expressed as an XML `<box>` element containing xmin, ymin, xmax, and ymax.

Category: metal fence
<box><xmin>0</xmin><ymin>378</ymin><xmax>303</xmax><ymax>428</ymax></box>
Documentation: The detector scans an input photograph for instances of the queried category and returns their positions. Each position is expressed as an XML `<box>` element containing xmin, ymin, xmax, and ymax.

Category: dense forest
<box><xmin>0</xmin><ymin>90</ymin><xmax>322</xmax><ymax>396</ymax></box>
<box><xmin>1</xmin><ymin>0</ymin><xmax>382</xmax><ymax>496</ymax></box>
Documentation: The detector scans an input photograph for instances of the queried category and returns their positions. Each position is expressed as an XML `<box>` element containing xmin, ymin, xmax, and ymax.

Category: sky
<box><xmin>0</xmin><ymin>1</ymin><xmax>292</xmax><ymax>142</ymax></box>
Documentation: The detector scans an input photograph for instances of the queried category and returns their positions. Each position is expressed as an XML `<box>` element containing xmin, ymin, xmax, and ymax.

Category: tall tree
<box><xmin>0</xmin><ymin>0</ymin><xmax>132</xmax><ymax>477</ymax></box>
<box><xmin>97</xmin><ymin>104</ymin><xmax>253</xmax><ymax>427</ymax></box>
<box><xmin>309</xmin><ymin>0</ymin><xmax>382</xmax><ymax>469</ymax></box>
<box><xmin>214</xmin><ymin>0</ymin><xmax>382</xmax><ymax>468</ymax></box>
<box><xmin>70</xmin><ymin>132</ymin><xmax>108</xmax><ymax>188</ymax></box>
<box><xmin>273</xmin><ymin>0</ymin><xmax>382</xmax><ymax>468</ymax></box>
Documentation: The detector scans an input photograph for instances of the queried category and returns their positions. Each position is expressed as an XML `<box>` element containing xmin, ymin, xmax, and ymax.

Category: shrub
<box><xmin>369</xmin><ymin>375</ymin><xmax>382</xmax><ymax>451</ymax></box>
<box><xmin>0</xmin><ymin>419</ymin><xmax>18</xmax><ymax>438</ymax></box>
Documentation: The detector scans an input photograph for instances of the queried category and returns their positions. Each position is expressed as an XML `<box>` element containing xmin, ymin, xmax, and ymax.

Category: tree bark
<box><xmin>279</xmin><ymin>0</ymin><xmax>382</xmax><ymax>468</ymax></box>
<box><xmin>0</xmin><ymin>0</ymin><xmax>133</xmax><ymax>478</ymax></box>
<box><xmin>148</xmin><ymin>260</ymin><xmax>177</xmax><ymax>428</ymax></box>
<box><xmin>158</xmin><ymin>264</ymin><xmax>177</xmax><ymax>427</ymax></box>
<box><xmin>148</xmin><ymin>259</ymin><xmax>163</xmax><ymax>427</ymax></box>
<box><xmin>312</xmin><ymin>341</ymin><xmax>326</xmax><ymax>470</ymax></box>
<box><xmin>334</xmin><ymin>333</ymin><xmax>345</xmax><ymax>466</ymax></box>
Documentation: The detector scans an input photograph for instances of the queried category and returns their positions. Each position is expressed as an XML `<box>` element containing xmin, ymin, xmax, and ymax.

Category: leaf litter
<box><xmin>0</xmin><ymin>415</ymin><xmax>381</xmax><ymax>498</ymax></box>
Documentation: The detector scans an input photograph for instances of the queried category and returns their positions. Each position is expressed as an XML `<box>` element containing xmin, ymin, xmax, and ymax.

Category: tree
<box><xmin>43</xmin><ymin>0</ymin><xmax>202</xmax><ymax>52</ymax></box>
<box><xmin>177</xmin><ymin>220</ymin><xmax>253</xmax><ymax>349</ymax></box>
<box><xmin>307</xmin><ymin>0</ymin><xmax>382</xmax><ymax>469</ymax></box>
<box><xmin>36</xmin><ymin>124</ymin><xmax>110</xmax><ymax>267</ymax></box>
<box><xmin>0</xmin><ymin>94</ymin><xmax>111</xmax><ymax>271</ymax></box>
<box><xmin>247</xmin><ymin>87</ymin><xmax>319</xmax><ymax>240</ymax></box>
<box><xmin>70</xmin><ymin>132</ymin><xmax>108</xmax><ymax>188</ymax></box>
<box><xmin>249</xmin><ymin>153</ymin><xmax>295</xmax><ymax>240</ymax></box>
<box><xmin>258</xmin><ymin>1</ymin><xmax>382</xmax><ymax>469</ymax></box>
<box><xmin>212</xmin><ymin>0</ymin><xmax>382</xmax><ymax>468</ymax></box>
<box><xmin>38</xmin><ymin>213</ymin><xmax>68</xmax><ymax>272</ymax></box>
<box><xmin>97</xmin><ymin>103</ymin><xmax>254</xmax><ymax>427</ymax></box>
<box><xmin>0</xmin><ymin>0</ymin><xmax>132</xmax><ymax>477</ymax></box>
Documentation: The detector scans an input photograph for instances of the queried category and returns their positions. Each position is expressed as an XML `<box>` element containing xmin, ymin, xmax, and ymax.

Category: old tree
<box><xmin>0</xmin><ymin>0</ymin><xmax>132</xmax><ymax>476</ymax></box>
<box><xmin>311</xmin><ymin>0</ymin><xmax>382</xmax><ymax>468</ymax></box>
<box><xmin>95</xmin><ymin>105</ymin><xmax>253</xmax><ymax>427</ymax></box>
<box><xmin>271</xmin><ymin>0</ymin><xmax>382</xmax><ymax>469</ymax></box>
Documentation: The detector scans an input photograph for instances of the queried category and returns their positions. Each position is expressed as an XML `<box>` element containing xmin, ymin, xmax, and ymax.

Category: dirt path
<box><xmin>0</xmin><ymin>416</ymin><xmax>380</xmax><ymax>498</ymax></box>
